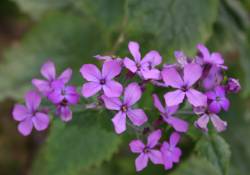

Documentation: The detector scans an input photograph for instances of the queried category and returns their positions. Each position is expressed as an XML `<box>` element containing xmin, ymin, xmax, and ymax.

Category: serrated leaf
<box><xmin>195</xmin><ymin>134</ymin><xmax>231</xmax><ymax>175</ymax></box>
<box><xmin>126</xmin><ymin>0</ymin><xmax>219</xmax><ymax>57</ymax></box>
<box><xmin>171</xmin><ymin>156</ymin><xmax>220</xmax><ymax>175</ymax></box>
<box><xmin>0</xmin><ymin>12</ymin><xmax>107</xmax><ymax>101</ymax></box>
<box><xmin>31</xmin><ymin>110</ymin><xmax>121</xmax><ymax>175</ymax></box>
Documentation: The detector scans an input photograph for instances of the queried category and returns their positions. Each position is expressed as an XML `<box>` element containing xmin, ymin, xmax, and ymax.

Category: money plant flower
<box><xmin>129</xmin><ymin>129</ymin><xmax>163</xmax><ymax>172</ymax></box>
<box><xmin>12</xmin><ymin>91</ymin><xmax>50</xmax><ymax>136</ymax></box>
<box><xmin>102</xmin><ymin>82</ymin><xmax>148</xmax><ymax>134</ymax></box>
<box><xmin>162</xmin><ymin>63</ymin><xmax>207</xmax><ymax>107</ymax></box>
<box><xmin>161</xmin><ymin>132</ymin><xmax>182</xmax><ymax>170</ymax></box>
<box><xmin>32</xmin><ymin>60</ymin><xmax>72</xmax><ymax>96</ymax></box>
<box><xmin>80</xmin><ymin>60</ymin><xmax>122</xmax><ymax>98</ymax></box>
<box><xmin>124</xmin><ymin>41</ymin><xmax>162</xmax><ymax>80</ymax></box>
<box><xmin>152</xmin><ymin>94</ymin><xmax>188</xmax><ymax>132</ymax></box>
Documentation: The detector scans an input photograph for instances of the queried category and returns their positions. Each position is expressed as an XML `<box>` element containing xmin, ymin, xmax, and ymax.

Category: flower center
<box><xmin>60</xmin><ymin>99</ymin><xmax>68</xmax><ymax>106</ymax></box>
<box><xmin>121</xmin><ymin>105</ymin><xmax>128</xmax><ymax>112</ymax></box>
<box><xmin>181</xmin><ymin>85</ymin><xmax>188</xmax><ymax>92</ymax></box>
<box><xmin>216</xmin><ymin>96</ymin><xmax>221</xmax><ymax>102</ymax></box>
<box><xmin>143</xmin><ymin>147</ymin><xmax>151</xmax><ymax>153</ymax></box>
<box><xmin>100</xmin><ymin>79</ymin><xmax>106</xmax><ymax>85</ymax></box>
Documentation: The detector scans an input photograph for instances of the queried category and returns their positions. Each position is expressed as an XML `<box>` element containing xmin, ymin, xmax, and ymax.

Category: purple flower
<box><xmin>102</xmin><ymin>83</ymin><xmax>148</xmax><ymax>134</ymax></box>
<box><xmin>196</xmin><ymin>44</ymin><xmax>227</xmax><ymax>69</ymax></box>
<box><xmin>161</xmin><ymin>132</ymin><xmax>182</xmax><ymax>170</ymax></box>
<box><xmin>12</xmin><ymin>91</ymin><xmax>50</xmax><ymax>136</ymax></box>
<box><xmin>124</xmin><ymin>41</ymin><xmax>162</xmax><ymax>80</ymax></box>
<box><xmin>202</xmin><ymin>65</ymin><xmax>223</xmax><ymax>90</ymax></box>
<box><xmin>129</xmin><ymin>129</ymin><xmax>163</xmax><ymax>171</ymax></box>
<box><xmin>152</xmin><ymin>94</ymin><xmax>188</xmax><ymax>132</ymax></box>
<box><xmin>194</xmin><ymin>109</ymin><xmax>227</xmax><ymax>132</ymax></box>
<box><xmin>226</xmin><ymin>78</ymin><xmax>241</xmax><ymax>93</ymax></box>
<box><xmin>80</xmin><ymin>60</ymin><xmax>122</xmax><ymax>98</ymax></box>
<box><xmin>162</xmin><ymin>63</ymin><xmax>207</xmax><ymax>107</ymax></box>
<box><xmin>206</xmin><ymin>86</ymin><xmax>230</xmax><ymax>113</ymax></box>
<box><xmin>32</xmin><ymin>60</ymin><xmax>72</xmax><ymax>96</ymax></box>
<box><xmin>48</xmin><ymin>81</ymin><xmax>80</xmax><ymax>122</ymax></box>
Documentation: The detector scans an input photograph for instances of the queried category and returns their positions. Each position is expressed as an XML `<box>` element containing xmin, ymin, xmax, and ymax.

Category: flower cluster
<box><xmin>12</xmin><ymin>41</ymin><xmax>240</xmax><ymax>171</ymax></box>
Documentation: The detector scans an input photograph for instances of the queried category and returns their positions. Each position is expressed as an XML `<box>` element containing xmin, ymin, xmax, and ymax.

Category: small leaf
<box><xmin>31</xmin><ymin>110</ymin><xmax>121</xmax><ymax>175</ymax></box>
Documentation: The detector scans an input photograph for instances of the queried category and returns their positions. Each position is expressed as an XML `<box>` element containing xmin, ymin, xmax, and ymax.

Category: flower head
<box><xmin>161</xmin><ymin>132</ymin><xmax>182</xmax><ymax>170</ymax></box>
<box><xmin>162</xmin><ymin>63</ymin><xmax>207</xmax><ymax>107</ymax></box>
<box><xmin>12</xmin><ymin>91</ymin><xmax>50</xmax><ymax>136</ymax></box>
<box><xmin>129</xmin><ymin>129</ymin><xmax>162</xmax><ymax>171</ymax></box>
<box><xmin>202</xmin><ymin>65</ymin><xmax>223</xmax><ymax>90</ymax></box>
<box><xmin>152</xmin><ymin>94</ymin><xmax>188</xmax><ymax>132</ymax></box>
<box><xmin>206</xmin><ymin>86</ymin><xmax>230</xmax><ymax>113</ymax></box>
<box><xmin>194</xmin><ymin>106</ymin><xmax>227</xmax><ymax>132</ymax></box>
<box><xmin>102</xmin><ymin>82</ymin><xmax>148</xmax><ymax>134</ymax></box>
<box><xmin>80</xmin><ymin>60</ymin><xmax>122</xmax><ymax>98</ymax></box>
<box><xmin>124</xmin><ymin>41</ymin><xmax>162</xmax><ymax>80</ymax></box>
<box><xmin>48</xmin><ymin>80</ymin><xmax>80</xmax><ymax>122</ymax></box>
<box><xmin>226</xmin><ymin>78</ymin><xmax>241</xmax><ymax>93</ymax></box>
<box><xmin>32</xmin><ymin>60</ymin><xmax>72</xmax><ymax>96</ymax></box>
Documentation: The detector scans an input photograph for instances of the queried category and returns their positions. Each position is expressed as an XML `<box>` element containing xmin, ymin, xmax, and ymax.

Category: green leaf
<box><xmin>0</xmin><ymin>12</ymin><xmax>107</xmax><ymax>100</ymax></box>
<box><xmin>126</xmin><ymin>0</ymin><xmax>219</xmax><ymax>57</ymax></box>
<box><xmin>195</xmin><ymin>134</ymin><xmax>231</xmax><ymax>175</ymax></box>
<box><xmin>171</xmin><ymin>156</ymin><xmax>220</xmax><ymax>175</ymax></box>
<box><xmin>31</xmin><ymin>110</ymin><xmax>121</xmax><ymax>175</ymax></box>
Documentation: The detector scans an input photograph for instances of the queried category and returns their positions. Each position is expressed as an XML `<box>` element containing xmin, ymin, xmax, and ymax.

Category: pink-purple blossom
<box><xmin>162</xmin><ymin>63</ymin><xmax>207</xmax><ymax>107</ymax></box>
<box><xmin>124</xmin><ymin>41</ymin><xmax>162</xmax><ymax>80</ymax></box>
<box><xmin>152</xmin><ymin>94</ymin><xmax>188</xmax><ymax>132</ymax></box>
<box><xmin>129</xmin><ymin>129</ymin><xmax>162</xmax><ymax>171</ymax></box>
<box><xmin>80</xmin><ymin>60</ymin><xmax>122</xmax><ymax>98</ymax></box>
<box><xmin>32</xmin><ymin>60</ymin><xmax>72</xmax><ymax>96</ymax></box>
<box><xmin>161</xmin><ymin>132</ymin><xmax>182</xmax><ymax>170</ymax></box>
<box><xmin>226</xmin><ymin>78</ymin><xmax>241</xmax><ymax>93</ymax></box>
<box><xmin>12</xmin><ymin>91</ymin><xmax>50</xmax><ymax>136</ymax></box>
<box><xmin>102</xmin><ymin>82</ymin><xmax>148</xmax><ymax>134</ymax></box>
<box><xmin>206</xmin><ymin>86</ymin><xmax>230</xmax><ymax>113</ymax></box>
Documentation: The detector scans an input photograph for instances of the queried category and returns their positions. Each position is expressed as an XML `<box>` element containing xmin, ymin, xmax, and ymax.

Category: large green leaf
<box><xmin>195</xmin><ymin>134</ymin><xmax>231</xmax><ymax>175</ymax></box>
<box><xmin>0</xmin><ymin>12</ymin><xmax>107</xmax><ymax>100</ymax></box>
<box><xmin>31</xmin><ymin>110</ymin><xmax>121</xmax><ymax>175</ymax></box>
<box><xmin>171</xmin><ymin>157</ymin><xmax>220</xmax><ymax>175</ymax></box>
<box><xmin>125</xmin><ymin>0</ymin><xmax>219</xmax><ymax>57</ymax></box>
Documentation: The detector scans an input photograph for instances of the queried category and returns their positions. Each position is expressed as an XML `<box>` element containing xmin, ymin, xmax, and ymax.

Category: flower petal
<box><xmin>124</xmin><ymin>83</ymin><xmax>142</xmax><ymax>106</ymax></box>
<box><xmin>127</xmin><ymin>109</ymin><xmax>147</xmax><ymax>126</ymax></box>
<box><xmin>161</xmin><ymin>142</ymin><xmax>174</xmax><ymax>170</ymax></box>
<box><xmin>58</xmin><ymin>68</ymin><xmax>72</xmax><ymax>83</ymax></box>
<box><xmin>161</xmin><ymin>67</ymin><xmax>183</xmax><ymax>88</ymax></box>
<box><xmin>41</xmin><ymin>60</ymin><xmax>56</xmax><ymax>81</ymax></box>
<box><xmin>80</xmin><ymin>64</ymin><xmax>101</xmax><ymax>82</ymax></box>
<box><xmin>18</xmin><ymin>118</ymin><xmax>33</xmax><ymax>136</ymax></box>
<box><xmin>58</xmin><ymin>106</ymin><xmax>72</xmax><ymax>122</ymax></box>
<box><xmin>148</xmin><ymin>150</ymin><xmax>163</xmax><ymax>164</ymax></box>
<box><xmin>210</xmin><ymin>114</ymin><xmax>227</xmax><ymax>132</ymax></box>
<box><xmin>112</xmin><ymin>111</ymin><xmax>126</xmax><ymax>134</ymax></box>
<box><xmin>48</xmin><ymin>89</ymin><xmax>64</xmax><ymax>104</ymax></box>
<box><xmin>102</xmin><ymin>60</ymin><xmax>122</xmax><ymax>80</ymax></box>
<box><xmin>129</xmin><ymin>140</ymin><xmax>145</xmax><ymax>153</ymax></box>
<box><xmin>210</xmin><ymin>52</ymin><xmax>224</xmax><ymax>65</ymax></box>
<box><xmin>197</xmin><ymin>43</ymin><xmax>210</xmax><ymax>60</ymax></box>
<box><xmin>103</xmin><ymin>80</ymin><xmax>123</xmax><ymax>97</ymax></box>
<box><xmin>81</xmin><ymin>82</ymin><xmax>101</xmax><ymax>98</ymax></box>
<box><xmin>33</xmin><ymin>112</ymin><xmax>50</xmax><ymax>131</ymax></box>
<box><xmin>141</xmin><ymin>50</ymin><xmax>162</xmax><ymax>66</ymax></box>
<box><xmin>152</xmin><ymin>94</ymin><xmax>165</xmax><ymax>113</ymax></box>
<box><xmin>124</xmin><ymin>57</ymin><xmax>137</xmax><ymax>73</ymax></box>
<box><xmin>141</xmin><ymin>68</ymin><xmax>161</xmax><ymax>80</ymax></box>
<box><xmin>209</xmin><ymin>101</ymin><xmax>221</xmax><ymax>113</ymax></box>
<box><xmin>135</xmin><ymin>153</ymin><xmax>149</xmax><ymax>172</ymax></box>
<box><xmin>147</xmin><ymin>129</ymin><xmax>162</xmax><ymax>148</ymax></box>
<box><xmin>32</xmin><ymin>79</ymin><xmax>51</xmax><ymax>95</ymax></box>
<box><xmin>64</xmin><ymin>86</ymin><xmax>80</xmax><ymax>104</ymax></box>
<box><xmin>25</xmin><ymin>91</ymin><xmax>41</xmax><ymax>111</ymax></box>
<box><xmin>12</xmin><ymin>104</ymin><xmax>29</xmax><ymax>121</ymax></box>
<box><xmin>220</xmin><ymin>98</ymin><xmax>230</xmax><ymax>111</ymax></box>
<box><xmin>102</xmin><ymin>95</ymin><xmax>122</xmax><ymax>110</ymax></box>
<box><xmin>195</xmin><ymin>114</ymin><xmax>209</xmax><ymax>132</ymax></box>
<box><xmin>183</xmin><ymin>63</ymin><xmax>202</xmax><ymax>87</ymax></box>
<box><xmin>166</xmin><ymin>117</ymin><xmax>188</xmax><ymax>133</ymax></box>
<box><xmin>186</xmin><ymin>88</ymin><xmax>207</xmax><ymax>107</ymax></box>
<box><xmin>128</xmin><ymin>41</ymin><xmax>141</xmax><ymax>62</ymax></box>
<box><xmin>164</xmin><ymin>90</ymin><xmax>185</xmax><ymax>106</ymax></box>
<box><xmin>171</xmin><ymin>147</ymin><xmax>182</xmax><ymax>163</ymax></box>
<box><xmin>170</xmin><ymin>132</ymin><xmax>181</xmax><ymax>147</ymax></box>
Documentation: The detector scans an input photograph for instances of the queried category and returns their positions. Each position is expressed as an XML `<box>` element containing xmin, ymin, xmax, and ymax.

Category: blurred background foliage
<box><xmin>0</xmin><ymin>0</ymin><xmax>249</xmax><ymax>174</ymax></box>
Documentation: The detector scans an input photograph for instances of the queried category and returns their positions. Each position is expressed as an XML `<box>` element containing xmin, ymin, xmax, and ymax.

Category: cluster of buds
<box><xmin>12</xmin><ymin>41</ymin><xmax>240</xmax><ymax>172</ymax></box>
